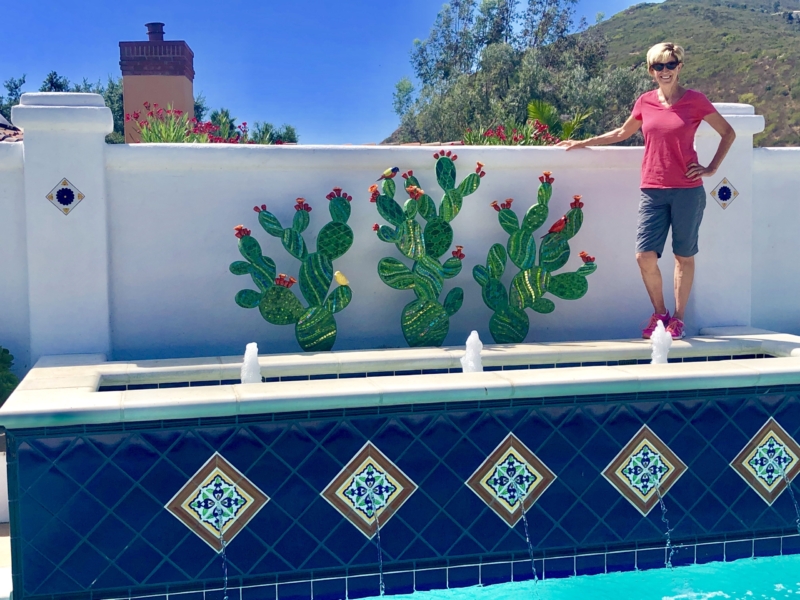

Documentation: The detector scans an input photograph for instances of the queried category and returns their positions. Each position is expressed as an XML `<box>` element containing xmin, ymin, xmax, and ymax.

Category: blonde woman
<box><xmin>558</xmin><ymin>42</ymin><xmax>735</xmax><ymax>339</ymax></box>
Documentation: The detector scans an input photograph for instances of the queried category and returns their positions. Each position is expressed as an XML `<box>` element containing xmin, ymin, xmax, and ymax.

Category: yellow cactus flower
<box><xmin>334</xmin><ymin>271</ymin><xmax>349</xmax><ymax>286</ymax></box>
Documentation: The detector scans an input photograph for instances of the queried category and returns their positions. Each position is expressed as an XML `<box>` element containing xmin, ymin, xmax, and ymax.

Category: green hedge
<box><xmin>0</xmin><ymin>347</ymin><xmax>19</xmax><ymax>404</ymax></box>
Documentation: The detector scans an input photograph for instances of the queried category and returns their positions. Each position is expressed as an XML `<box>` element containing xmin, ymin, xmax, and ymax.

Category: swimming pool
<box><xmin>373</xmin><ymin>554</ymin><xmax>800</xmax><ymax>600</ymax></box>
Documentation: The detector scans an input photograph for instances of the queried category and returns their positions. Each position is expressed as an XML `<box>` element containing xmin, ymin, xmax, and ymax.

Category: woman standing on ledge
<box><xmin>558</xmin><ymin>42</ymin><xmax>735</xmax><ymax>339</ymax></box>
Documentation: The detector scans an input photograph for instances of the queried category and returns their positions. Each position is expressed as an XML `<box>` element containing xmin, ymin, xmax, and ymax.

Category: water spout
<box><xmin>374</xmin><ymin>511</ymin><xmax>386</xmax><ymax>596</ymax></box>
<box><xmin>460</xmin><ymin>330</ymin><xmax>483</xmax><ymax>373</ymax></box>
<box><xmin>650</xmin><ymin>321</ymin><xmax>672</xmax><ymax>364</ymax></box>
<box><xmin>779</xmin><ymin>464</ymin><xmax>800</xmax><ymax>534</ymax></box>
<box><xmin>215</xmin><ymin>513</ymin><xmax>230</xmax><ymax>600</ymax></box>
<box><xmin>240</xmin><ymin>342</ymin><xmax>262</xmax><ymax>383</ymax></box>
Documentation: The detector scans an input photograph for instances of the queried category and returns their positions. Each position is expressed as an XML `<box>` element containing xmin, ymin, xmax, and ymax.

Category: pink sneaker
<box><xmin>642</xmin><ymin>311</ymin><xmax>670</xmax><ymax>339</ymax></box>
<box><xmin>666</xmin><ymin>317</ymin><xmax>685</xmax><ymax>339</ymax></box>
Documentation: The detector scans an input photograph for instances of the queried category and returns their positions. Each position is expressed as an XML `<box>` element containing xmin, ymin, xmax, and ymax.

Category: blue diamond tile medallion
<box><xmin>466</xmin><ymin>433</ymin><xmax>556</xmax><ymax>527</ymax></box>
<box><xmin>46</xmin><ymin>178</ymin><xmax>85</xmax><ymax>215</ymax></box>
<box><xmin>731</xmin><ymin>417</ymin><xmax>800</xmax><ymax>505</ymax></box>
<box><xmin>602</xmin><ymin>425</ymin><xmax>686</xmax><ymax>516</ymax></box>
<box><xmin>710</xmin><ymin>177</ymin><xmax>739</xmax><ymax>210</ymax></box>
<box><xmin>321</xmin><ymin>442</ymin><xmax>417</xmax><ymax>538</ymax></box>
<box><xmin>166</xmin><ymin>453</ymin><xmax>269</xmax><ymax>551</ymax></box>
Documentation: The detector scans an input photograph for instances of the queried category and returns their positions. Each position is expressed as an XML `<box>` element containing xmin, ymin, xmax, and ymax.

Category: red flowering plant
<box><xmin>461</xmin><ymin>120</ymin><xmax>560</xmax><ymax>146</ymax></box>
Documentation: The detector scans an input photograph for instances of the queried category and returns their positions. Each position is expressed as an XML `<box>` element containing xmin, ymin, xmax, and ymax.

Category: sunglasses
<box><xmin>651</xmin><ymin>61</ymin><xmax>681</xmax><ymax>72</ymax></box>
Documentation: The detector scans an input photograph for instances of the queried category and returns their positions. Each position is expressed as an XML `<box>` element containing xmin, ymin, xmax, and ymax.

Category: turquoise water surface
<box><xmin>377</xmin><ymin>555</ymin><xmax>800</xmax><ymax>600</ymax></box>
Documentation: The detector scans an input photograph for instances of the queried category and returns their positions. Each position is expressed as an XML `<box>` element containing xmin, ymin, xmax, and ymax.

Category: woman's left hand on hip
<box><xmin>685</xmin><ymin>162</ymin><xmax>716</xmax><ymax>180</ymax></box>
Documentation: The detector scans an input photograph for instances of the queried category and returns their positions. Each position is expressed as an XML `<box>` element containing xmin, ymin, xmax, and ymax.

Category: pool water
<box><xmin>374</xmin><ymin>555</ymin><xmax>800</xmax><ymax>600</ymax></box>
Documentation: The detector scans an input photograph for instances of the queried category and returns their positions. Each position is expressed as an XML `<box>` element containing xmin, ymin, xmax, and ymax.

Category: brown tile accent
<box><xmin>165</xmin><ymin>453</ymin><xmax>269</xmax><ymax>551</ymax></box>
<box><xmin>602</xmin><ymin>425</ymin><xmax>687</xmax><ymax>517</ymax></box>
<box><xmin>731</xmin><ymin>417</ymin><xmax>800</xmax><ymax>505</ymax></box>
<box><xmin>321</xmin><ymin>442</ymin><xmax>417</xmax><ymax>539</ymax></box>
<box><xmin>466</xmin><ymin>433</ymin><xmax>556</xmax><ymax>527</ymax></box>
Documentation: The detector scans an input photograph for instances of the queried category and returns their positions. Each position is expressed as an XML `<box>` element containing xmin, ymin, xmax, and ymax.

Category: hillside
<box><xmin>594</xmin><ymin>0</ymin><xmax>800</xmax><ymax>145</ymax></box>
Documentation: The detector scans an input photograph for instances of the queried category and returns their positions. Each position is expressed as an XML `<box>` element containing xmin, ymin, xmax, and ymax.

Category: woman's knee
<box><xmin>636</xmin><ymin>251</ymin><xmax>659</xmax><ymax>269</ymax></box>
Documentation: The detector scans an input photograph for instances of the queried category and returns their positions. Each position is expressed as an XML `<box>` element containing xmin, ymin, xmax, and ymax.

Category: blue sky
<box><xmin>4</xmin><ymin>0</ymin><xmax>641</xmax><ymax>143</ymax></box>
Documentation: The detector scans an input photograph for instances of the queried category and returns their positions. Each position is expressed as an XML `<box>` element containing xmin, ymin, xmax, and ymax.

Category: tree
<box><xmin>39</xmin><ymin>71</ymin><xmax>71</xmax><ymax>92</ymax></box>
<box><xmin>0</xmin><ymin>75</ymin><xmax>26</xmax><ymax>121</ymax></box>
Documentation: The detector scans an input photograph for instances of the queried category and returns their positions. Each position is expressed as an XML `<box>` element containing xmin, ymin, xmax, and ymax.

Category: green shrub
<box><xmin>0</xmin><ymin>347</ymin><xmax>19</xmax><ymax>404</ymax></box>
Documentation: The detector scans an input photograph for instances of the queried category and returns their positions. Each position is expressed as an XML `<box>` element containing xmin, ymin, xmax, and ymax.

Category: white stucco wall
<box><xmin>0</xmin><ymin>143</ymin><xmax>30</xmax><ymax>375</ymax></box>
<box><xmin>751</xmin><ymin>148</ymin><xmax>800</xmax><ymax>335</ymax></box>
<box><xmin>6</xmin><ymin>93</ymin><xmax>798</xmax><ymax>369</ymax></box>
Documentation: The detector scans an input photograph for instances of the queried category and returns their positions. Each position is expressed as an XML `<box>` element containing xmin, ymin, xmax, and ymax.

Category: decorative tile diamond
<box><xmin>166</xmin><ymin>453</ymin><xmax>268</xmax><ymax>551</ymax></box>
<box><xmin>321</xmin><ymin>442</ymin><xmax>417</xmax><ymax>539</ymax></box>
<box><xmin>731</xmin><ymin>417</ymin><xmax>800</xmax><ymax>505</ymax></box>
<box><xmin>710</xmin><ymin>177</ymin><xmax>739</xmax><ymax>210</ymax></box>
<box><xmin>46</xmin><ymin>178</ymin><xmax>85</xmax><ymax>215</ymax></box>
<box><xmin>466</xmin><ymin>433</ymin><xmax>556</xmax><ymax>527</ymax></box>
<box><xmin>602</xmin><ymin>425</ymin><xmax>686</xmax><ymax>516</ymax></box>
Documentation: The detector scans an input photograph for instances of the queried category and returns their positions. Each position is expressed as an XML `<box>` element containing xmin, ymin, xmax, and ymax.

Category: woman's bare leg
<box><xmin>636</xmin><ymin>251</ymin><xmax>667</xmax><ymax>314</ymax></box>
<box><xmin>673</xmin><ymin>254</ymin><xmax>695</xmax><ymax>321</ymax></box>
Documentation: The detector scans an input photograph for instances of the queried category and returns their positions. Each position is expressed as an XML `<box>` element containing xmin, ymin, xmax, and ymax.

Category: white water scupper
<box><xmin>460</xmin><ymin>331</ymin><xmax>484</xmax><ymax>373</ymax></box>
<box><xmin>240</xmin><ymin>343</ymin><xmax>261</xmax><ymax>384</ymax></box>
<box><xmin>650</xmin><ymin>321</ymin><xmax>673</xmax><ymax>364</ymax></box>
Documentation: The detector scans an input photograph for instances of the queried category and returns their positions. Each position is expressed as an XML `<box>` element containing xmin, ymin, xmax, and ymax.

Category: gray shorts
<box><xmin>636</xmin><ymin>187</ymin><xmax>706</xmax><ymax>258</ymax></box>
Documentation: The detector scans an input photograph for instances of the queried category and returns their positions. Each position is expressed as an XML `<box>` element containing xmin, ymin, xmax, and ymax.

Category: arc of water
<box><xmin>215</xmin><ymin>510</ymin><xmax>230</xmax><ymax>600</ymax></box>
<box><xmin>654</xmin><ymin>486</ymin><xmax>674</xmax><ymax>568</ymax></box>
<box><xmin>778</xmin><ymin>463</ymin><xmax>800</xmax><ymax>534</ymax></box>
<box><xmin>370</xmin><ymin>494</ymin><xmax>386</xmax><ymax>596</ymax></box>
<box><xmin>509</xmin><ymin>478</ymin><xmax>539</xmax><ymax>584</ymax></box>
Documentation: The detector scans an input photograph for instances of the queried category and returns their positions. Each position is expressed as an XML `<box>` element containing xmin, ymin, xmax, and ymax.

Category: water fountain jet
<box><xmin>651</xmin><ymin>321</ymin><xmax>672</xmax><ymax>364</ymax></box>
<box><xmin>240</xmin><ymin>342</ymin><xmax>262</xmax><ymax>383</ymax></box>
<box><xmin>460</xmin><ymin>331</ymin><xmax>483</xmax><ymax>373</ymax></box>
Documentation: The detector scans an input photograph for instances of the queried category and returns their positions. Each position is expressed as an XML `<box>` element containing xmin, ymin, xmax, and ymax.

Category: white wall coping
<box><xmin>754</xmin><ymin>147</ymin><xmax>800</xmax><ymax>170</ymax></box>
<box><xmin>19</xmin><ymin>92</ymin><xmax>106</xmax><ymax>107</ymax></box>
<box><xmin>2</xmin><ymin>328</ymin><xmax>799</xmax><ymax>430</ymax></box>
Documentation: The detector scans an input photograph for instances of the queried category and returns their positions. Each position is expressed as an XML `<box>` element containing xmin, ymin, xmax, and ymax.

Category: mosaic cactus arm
<box><xmin>370</xmin><ymin>153</ymin><xmax>484</xmax><ymax>347</ymax></box>
<box><xmin>229</xmin><ymin>190</ymin><xmax>354</xmax><ymax>352</ymax></box>
<box><xmin>473</xmin><ymin>172</ymin><xmax>597</xmax><ymax>344</ymax></box>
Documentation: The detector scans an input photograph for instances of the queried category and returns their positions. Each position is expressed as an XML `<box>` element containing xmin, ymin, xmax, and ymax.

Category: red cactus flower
<box><xmin>234</xmin><ymin>225</ymin><xmax>251</xmax><ymax>239</ymax></box>
<box><xmin>253</xmin><ymin>204</ymin><xmax>267</xmax><ymax>213</ymax></box>
<box><xmin>372</xmin><ymin>223</ymin><xmax>380</xmax><ymax>232</ymax></box>
<box><xmin>538</xmin><ymin>171</ymin><xmax>555</xmax><ymax>184</ymax></box>
<box><xmin>295</xmin><ymin>198</ymin><xmax>312</xmax><ymax>212</ymax></box>
<box><xmin>332</xmin><ymin>187</ymin><xmax>343</xmax><ymax>195</ymax></box>
<box><xmin>406</xmin><ymin>185</ymin><xmax>424</xmax><ymax>200</ymax></box>
<box><xmin>368</xmin><ymin>184</ymin><xmax>380</xmax><ymax>203</ymax></box>
<box><xmin>476</xmin><ymin>162</ymin><xmax>484</xmax><ymax>174</ymax></box>
<box><xmin>570</xmin><ymin>195</ymin><xmax>584</xmax><ymax>209</ymax></box>
<box><xmin>491</xmin><ymin>201</ymin><xmax>501</xmax><ymax>212</ymax></box>
<box><xmin>579</xmin><ymin>251</ymin><xmax>595</xmax><ymax>264</ymax></box>
<box><xmin>452</xmin><ymin>245</ymin><xmax>465</xmax><ymax>260</ymax></box>
<box><xmin>433</xmin><ymin>153</ymin><xmax>440</xmax><ymax>159</ymax></box>
<box><xmin>500</xmin><ymin>199</ymin><xmax>513</xmax><ymax>210</ymax></box>
<box><xmin>275</xmin><ymin>274</ymin><xmax>297</xmax><ymax>288</ymax></box>
<box><xmin>346</xmin><ymin>194</ymin><xmax>353</xmax><ymax>201</ymax></box>
<box><xmin>479</xmin><ymin>171</ymin><xmax>486</xmax><ymax>178</ymax></box>
<box><xmin>408</xmin><ymin>170</ymin><xmax>413</xmax><ymax>176</ymax></box>
<box><xmin>445</xmin><ymin>150</ymin><xmax>451</xmax><ymax>157</ymax></box>
<box><xmin>402</xmin><ymin>172</ymin><xmax>409</xmax><ymax>179</ymax></box>
<box><xmin>451</xmin><ymin>154</ymin><xmax>458</xmax><ymax>161</ymax></box>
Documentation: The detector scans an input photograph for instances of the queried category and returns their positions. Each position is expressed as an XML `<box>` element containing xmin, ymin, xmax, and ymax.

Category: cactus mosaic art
<box><xmin>230</xmin><ymin>189</ymin><xmax>354</xmax><ymax>352</ymax></box>
<box><xmin>371</xmin><ymin>152</ymin><xmax>485</xmax><ymax>347</ymax></box>
<box><xmin>473</xmin><ymin>171</ymin><xmax>597</xmax><ymax>344</ymax></box>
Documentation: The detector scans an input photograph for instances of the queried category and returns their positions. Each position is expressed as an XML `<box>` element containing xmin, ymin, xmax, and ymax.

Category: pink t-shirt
<box><xmin>632</xmin><ymin>89</ymin><xmax>717</xmax><ymax>189</ymax></box>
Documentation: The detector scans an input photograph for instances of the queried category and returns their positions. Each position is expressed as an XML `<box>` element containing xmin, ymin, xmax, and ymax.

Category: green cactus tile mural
<box><xmin>230</xmin><ymin>190</ymin><xmax>354</xmax><ymax>352</ymax></box>
<box><xmin>473</xmin><ymin>171</ymin><xmax>597</xmax><ymax>344</ymax></box>
<box><xmin>371</xmin><ymin>152</ymin><xmax>485</xmax><ymax>347</ymax></box>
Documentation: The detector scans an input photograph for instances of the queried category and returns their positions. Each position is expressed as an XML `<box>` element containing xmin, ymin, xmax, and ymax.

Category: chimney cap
<box><xmin>145</xmin><ymin>22</ymin><xmax>165</xmax><ymax>41</ymax></box>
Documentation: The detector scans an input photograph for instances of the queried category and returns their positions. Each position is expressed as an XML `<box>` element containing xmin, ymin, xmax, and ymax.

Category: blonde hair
<box><xmin>646</xmin><ymin>42</ymin><xmax>684</xmax><ymax>69</ymax></box>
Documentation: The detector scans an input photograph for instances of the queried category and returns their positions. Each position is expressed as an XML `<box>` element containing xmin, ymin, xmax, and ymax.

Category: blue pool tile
<box><xmin>544</xmin><ymin>556</ymin><xmax>574</xmax><ymax>579</ymax></box>
<box><xmin>754</xmin><ymin>536</ymin><xmax>781</xmax><ymax>557</ymax></box>
<box><xmin>480</xmin><ymin>561</ymin><xmax>511</xmax><ymax>586</ymax></box>
<box><xmin>277</xmin><ymin>580</ymin><xmax>311</xmax><ymax>600</ymax></box>
<box><xmin>606</xmin><ymin>550</ymin><xmax>635</xmax><ymax>573</ymax></box>
<box><xmin>414</xmin><ymin>567</ymin><xmax>447</xmax><ymax>591</ymax></box>
<box><xmin>575</xmin><ymin>553</ymin><xmax>605</xmax><ymax>576</ymax></box>
<box><xmin>311</xmin><ymin>578</ymin><xmax>345</xmax><ymax>600</ymax></box>
<box><xmin>725</xmin><ymin>539</ymin><xmax>753</xmax><ymax>561</ymax></box>
<box><xmin>670</xmin><ymin>545</ymin><xmax>695</xmax><ymax>567</ymax></box>
<box><xmin>59</xmin><ymin>543</ymin><xmax>108</xmax><ymax>588</ymax></box>
<box><xmin>448</xmin><ymin>565</ymin><xmax>479</xmax><ymax>588</ymax></box>
<box><xmin>783</xmin><ymin>535</ymin><xmax>800</xmax><ymax>555</ymax></box>
<box><xmin>383</xmin><ymin>571</ymin><xmax>413</xmax><ymax>595</ymax></box>
<box><xmin>206</xmin><ymin>589</ymin><xmax>241</xmax><ymax>600</ymax></box>
<box><xmin>637</xmin><ymin>547</ymin><xmax>666</xmax><ymax>571</ymax></box>
<box><xmin>347</xmin><ymin>574</ymin><xmax>380</xmax><ymax>599</ymax></box>
<box><xmin>512</xmin><ymin>559</ymin><xmax>542</xmax><ymax>582</ymax></box>
<box><xmin>696</xmin><ymin>542</ymin><xmax>724</xmax><ymax>564</ymax></box>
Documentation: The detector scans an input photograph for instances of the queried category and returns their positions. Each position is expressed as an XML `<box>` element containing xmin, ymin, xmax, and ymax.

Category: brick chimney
<box><xmin>119</xmin><ymin>23</ymin><xmax>195</xmax><ymax>142</ymax></box>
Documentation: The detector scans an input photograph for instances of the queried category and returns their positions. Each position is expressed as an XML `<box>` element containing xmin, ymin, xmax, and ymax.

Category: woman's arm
<box><xmin>685</xmin><ymin>112</ymin><xmax>736</xmax><ymax>180</ymax></box>
<box><xmin>557</xmin><ymin>115</ymin><xmax>643</xmax><ymax>150</ymax></box>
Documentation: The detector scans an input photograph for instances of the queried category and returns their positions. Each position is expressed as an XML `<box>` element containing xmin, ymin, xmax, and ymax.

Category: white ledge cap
<box><xmin>712</xmin><ymin>102</ymin><xmax>755</xmax><ymax>116</ymax></box>
<box><xmin>19</xmin><ymin>92</ymin><xmax>106</xmax><ymax>107</ymax></box>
